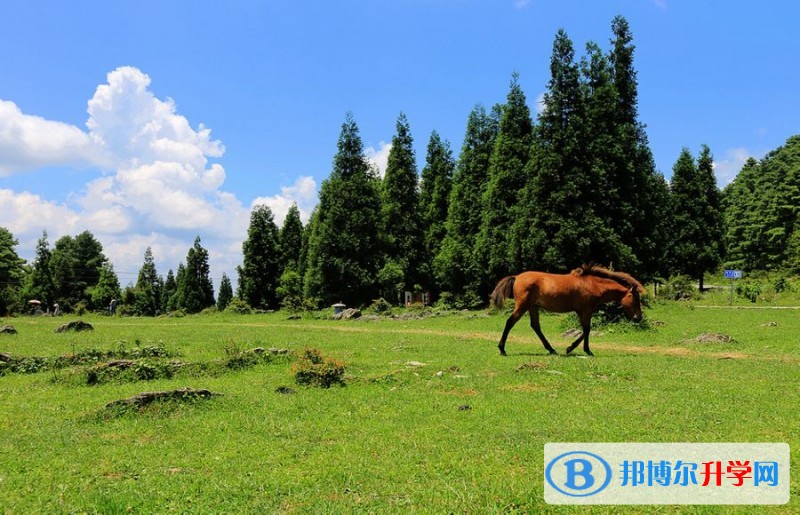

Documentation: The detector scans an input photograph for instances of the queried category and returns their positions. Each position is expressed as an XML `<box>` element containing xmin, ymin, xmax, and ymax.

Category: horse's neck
<box><xmin>594</xmin><ymin>277</ymin><xmax>628</xmax><ymax>302</ymax></box>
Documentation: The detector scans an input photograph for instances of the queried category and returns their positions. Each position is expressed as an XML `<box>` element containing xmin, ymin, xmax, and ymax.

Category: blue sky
<box><xmin>1</xmin><ymin>0</ymin><xmax>798</xmax><ymax>289</ymax></box>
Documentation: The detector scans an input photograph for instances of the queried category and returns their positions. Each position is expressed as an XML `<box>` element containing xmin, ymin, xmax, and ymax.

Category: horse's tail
<box><xmin>490</xmin><ymin>276</ymin><xmax>516</xmax><ymax>309</ymax></box>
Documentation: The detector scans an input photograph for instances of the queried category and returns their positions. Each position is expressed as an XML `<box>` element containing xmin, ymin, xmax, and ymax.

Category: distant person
<box><xmin>109</xmin><ymin>298</ymin><xmax>118</xmax><ymax>315</ymax></box>
<box><xmin>53</xmin><ymin>303</ymin><xmax>60</xmax><ymax>316</ymax></box>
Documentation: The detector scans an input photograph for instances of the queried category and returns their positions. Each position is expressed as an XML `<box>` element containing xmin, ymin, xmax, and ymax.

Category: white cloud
<box><xmin>535</xmin><ymin>92</ymin><xmax>547</xmax><ymax>115</ymax></box>
<box><xmin>0</xmin><ymin>100</ymin><xmax>100</xmax><ymax>176</ymax></box>
<box><xmin>514</xmin><ymin>0</ymin><xmax>531</xmax><ymax>9</ymax></box>
<box><xmin>0</xmin><ymin>66</ymin><xmax>262</xmax><ymax>287</ymax></box>
<box><xmin>713</xmin><ymin>147</ymin><xmax>751</xmax><ymax>187</ymax></box>
<box><xmin>365</xmin><ymin>141</ymin><xmax>392</xmax><ymax>177</ymax></box>
<box><xmin>251</xmin><ymin>175</ymin><xmax>318</xmax><ymax>226</ymax></box>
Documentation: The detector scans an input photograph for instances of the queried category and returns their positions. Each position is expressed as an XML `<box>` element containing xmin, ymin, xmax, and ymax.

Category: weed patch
<box><xmin>0</xmin><ymin>343</ymin><xmax>177</xmax><ymax>376</ymax></box>
<box><xmin>292</xmin><ymin>347</ymin><xmax>346</xmax><ymax>388</ymax></box>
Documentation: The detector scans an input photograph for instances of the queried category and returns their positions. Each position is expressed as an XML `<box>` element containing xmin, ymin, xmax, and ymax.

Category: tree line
<box><xmin>1</xmin><ymin>16</ymin><xmax>798</xmax><ymax>315</ymax></box>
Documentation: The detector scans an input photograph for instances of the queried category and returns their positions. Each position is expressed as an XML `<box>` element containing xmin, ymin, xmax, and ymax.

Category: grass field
<box><xmin>1</xmin><ymin>301</ymin><xmax>798</xmax><ymax>513</ymax></box>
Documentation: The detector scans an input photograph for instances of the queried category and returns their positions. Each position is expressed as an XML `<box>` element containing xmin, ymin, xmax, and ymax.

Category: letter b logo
<box><xmin>564</xmin><ymin>458</ymin><xmax>595</xmax><ymax>490</ymax></box>
<box><xmin>545</xmin><ymin>451</ymin><xmax>612</xmax><ymax>498</ymax></box>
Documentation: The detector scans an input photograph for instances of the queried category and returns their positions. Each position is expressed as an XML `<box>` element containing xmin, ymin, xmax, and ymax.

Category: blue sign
<box><xmin>724</xmin><ymin>270</ymin><xmax>742</xmax><ymax>279</ymax></box>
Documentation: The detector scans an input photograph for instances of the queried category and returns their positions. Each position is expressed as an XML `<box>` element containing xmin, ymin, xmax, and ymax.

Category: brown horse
<box><xmin>490</xmin><ymin>264</ymin><xmax>644</xmax><ymax>356</ymax></box>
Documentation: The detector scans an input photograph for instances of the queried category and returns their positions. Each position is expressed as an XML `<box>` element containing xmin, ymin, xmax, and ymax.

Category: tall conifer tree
<box><xmin>381</xmin><ymin>113</ymin><xmax>423</xmax><ymax>295</ymax></box>
<box><xmin>418</xmin><ymin>130</ymin><xmax>454</xmax><ymax>293</ymax></box>
<box><xmin>134</xmin><ymin>246</ymin><xmax>162</xmax><ymax>316</ymax></box>
<box><xmin>517</xmin><ymin>30</ymin><xmax>602</xmax><ymax>270</ymax></box>
<box><xmin>669</xmin><ymin>146</ymin><xmax>724</xmax><ymax>290</ymax></box>
<box><xmin>304</xmin><ymin>113</ymin><xmax>383</xmax><ymax>307</ymax></box>
<box><xmin>435</xmin><ymin>105</ymin><xmax>500</xmax><ymax>305</ymax></box>
<box><xmin>21</xmin><ymin>231</ymin><xmax>55</xmax><ymax>309</ymax></box>
<box><xmin>237</xmin><ymin>205</ymin><xmax>281</xmax><ymax>309</ymax></box>
<box><xmin>476</xmin><ymin>74</ymin><xmax>533</xmax><ymax>292</ymax></box>
<box><xmin>279</xmin><ymin>203</ymin><xmax>304</xmax><ymax>272</ymax></box>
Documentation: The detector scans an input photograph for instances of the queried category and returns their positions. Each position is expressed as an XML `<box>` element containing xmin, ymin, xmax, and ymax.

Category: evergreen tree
<box><xmin>669</xmin><ymin>146</ymin><xmax>724</xmax><ymax>290</ymax></box>
<box><xmin>580</xmin><ymin>41</ymin><xmax>637</xmax><ymax>269</ymax></box>
<box><xmin>381</xmin><ymin>113</ymin><xmax>423</xmax><ymax>299</ymax></box>
<box><xmin>162</xmin><ymin>269</ymin><xmax>177</xmax><ymax>312</ymax></box>
<box><xmin>217</xmin><ymin>272</ymin><xmax>233</xmax><ymax>311</ymax></box>
<box><xmin>609</xmin><ymin>15</ymin><xmax>667</xmax><ymax>279</ymax></box>
<box><xmin>134</xmin><ymin>247</ymin><xmax>162</xmax><ymax>316</ymax></box>
<box><xmin>90</xmin><ymin>261</ymin><xmax>121</xmax><ymax>311</ymax></box>
<box><xmin>418</xmin><ymin>130</ymin><xmax>454</xmax><ymax>294</ymax></box>
<box><xmin>476</xmin><ymin>73</ymin><xmax>534</xmax><ymax>291</ymax></box>
<box><xmin>169</xmin><ymin>264</ymin><xmax>186</xmax><ymax>311</ymax></box>
<box><xmin>21</xmin><ymin>231</ymin><xmax>55</xmax><ymax>310</ymax></box>
<box><xmin>279</xmin><ymin>203</ymin><xmax>304</xmax><ymax>272</ymax></box>
<box><xmin>434</xmin><ymin>104</ymin><xmax>500</xmax><ymax>305</ymax></box>
<box><xmin>517</xmin><ymin>29</ymin><xmax>601</xmax><ymax>271</ymax></box>
<box><xmin>304</xmin><ymin>113</ymin><xmax>383</xmax><ymax>307</ymax></box>
<box><xmin>0</xmin><ymin>227</ymin><xmax>25</xmax><ymax>315</ymax></box>
<box><xmin>176</xmin><ymin>236</ymin><xmax>215</xmax><ymax>313</ymax></box>
<box><xmin>237</xmin><ymin>205</ymin><xmax>281</xmax><ymax>309</ymax></box>
<box><xmin>721</xmin><ymin>136</ymin><xmax>800</xmax><ymax>271</ymax></box>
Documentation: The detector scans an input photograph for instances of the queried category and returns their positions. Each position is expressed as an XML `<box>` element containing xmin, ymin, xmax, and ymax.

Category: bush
<box><xmin>224</xmin><ymin>298</ymin><xmax>252</xmax><ymax>315</ymax></box>
<box><xmin>366</xmin><ymin>298</ymin><xmax>393</xmax><ymax>315</ymax></box>
<box><xmin>736</xmin><ymin>280</ymin><xmax>762</xmax><ymax>303</ymax></box>
<box><xmin>292</xmin><ymin>347</ymin><xmax>346</xmax><ymax>388</ymax></box>
<box><xmin>657</xmin><ymin>275</ymin><xmax>699</xmax><ymax>301</ymax></box>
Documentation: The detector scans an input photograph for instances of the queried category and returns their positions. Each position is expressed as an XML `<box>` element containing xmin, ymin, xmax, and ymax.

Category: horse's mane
<box><xmin>572</xmin><ymin>263</ymin><xmax>645</xmax><ymax>294</ymax></box>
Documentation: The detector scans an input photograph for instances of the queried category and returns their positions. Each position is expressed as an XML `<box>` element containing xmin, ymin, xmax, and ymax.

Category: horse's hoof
<box><xmin>499</xmin><ymin>351</ymin><xmax>508</xmax><ymax>356</ymax></box>
<box><xmin>548</xmin><ymin>350</ymin><xmax>558</xmax><ymax>356</ymax></box>
<box><xmin>585</xmin><ymin>351</ymin><xmax>594</xmax><ymax>357</ymax></box>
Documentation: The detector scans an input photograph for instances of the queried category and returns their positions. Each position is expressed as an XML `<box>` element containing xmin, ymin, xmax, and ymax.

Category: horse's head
<box><xmin>620</xmin><ymin>286</ymin><xmax>643</xmax><ymax>323</ymax></box>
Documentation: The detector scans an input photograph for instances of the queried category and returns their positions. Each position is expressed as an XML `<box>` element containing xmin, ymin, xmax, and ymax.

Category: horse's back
<box><xmin>513</xmin><ymin>270</ymin><xmax>583</xmax><ymax>312</ymax></box>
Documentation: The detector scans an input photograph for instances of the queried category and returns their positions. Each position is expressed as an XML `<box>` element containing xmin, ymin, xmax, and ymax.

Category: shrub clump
<box><xmin>292</xmin><ymin>347</ymin><xmax>346</xmax><ymax>388</ymax></box>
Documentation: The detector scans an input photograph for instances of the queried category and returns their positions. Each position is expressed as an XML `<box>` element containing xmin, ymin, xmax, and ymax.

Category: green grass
<box><xmin>0</xmin><ymin>303</ymin><xmax>798</xmax><ymax>512</ymax></box>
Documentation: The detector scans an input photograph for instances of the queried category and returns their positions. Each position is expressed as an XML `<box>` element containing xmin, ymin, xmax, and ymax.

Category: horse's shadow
<box><xmin>512</xmin><ymin>351</ymin><xmax>590</xmax><ymax>358</ymax></box>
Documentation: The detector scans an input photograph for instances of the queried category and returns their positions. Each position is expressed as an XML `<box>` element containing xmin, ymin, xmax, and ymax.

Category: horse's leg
<box><xmin>498</xmin><ymin>303</ymin><xmax>526</xmax><ymax>356</ymax></box>
<box><xmin>529</xmin><ymin>307</ymin><xmax>557</xmax><ymax>355</ymax></box>
<box><xmin>565</xmin><ymin>311</ymin><xmax>592</xmax><ymax>356</ymax></box>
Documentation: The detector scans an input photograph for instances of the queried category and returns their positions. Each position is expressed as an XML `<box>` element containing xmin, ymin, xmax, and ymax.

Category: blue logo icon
<box><xmin>545</xmin><ymin>451</ymin><xmax>612</xmax><ymax>497</ymax></box>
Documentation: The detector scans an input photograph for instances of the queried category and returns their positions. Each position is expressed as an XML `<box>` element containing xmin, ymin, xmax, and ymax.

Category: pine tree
<box><xmin>304</xmin><ymin>113</ymin><xmax>383</xmax><ymax>307</ymax></box>
<box><xmin>609</xmin><ymin>15</ymin><xmax>667</xmax><ymax>279</ymax></box>
<box><xmin>21</xmin><ymin>231</ymin><xmax>55</xmax><ymax>310</ymax></box>
<box><xmin>381</xmin><ymin>113</ymin><xmax>423</xmax><ymax>298</ymax></box>
<box><xmin>90</xmin><ymin>261</ymin><xmax>121</xmax><ymax>311</ymax></box>
<box><xmin>134</xmin><ymin>247</ymin><xmax>162</xmax><ymax>316</ymax></box>
<box><xmin>177</xmin><ymin>236</ymin><xmax>215</xmax><ymax>313</ymax></box>
<box><xmin>217</xmin><ymin>272</ymin><xmax>233</xmax><ymax>311</ymax></box>
<box><xmin>518</xmin><ymin>29</ymin><xmax>600</xmax><ymax>271</ymax></box>
<box><xmin>279</xmin><ymin>203</ymin><xmax>304</xmax><ymax>272</ymax></box>
<box><xmin>237</xmin><ymin>205</ymin><xmax>281</xmax><ymax>309</ymax></box>
<box><xmin>476</xmin><ymin>73</ymin><xmax>533</xmax><ymax>291</ymax></box>
<box><xmin>434</xmin><ymin>104</ymin><xmax>500</xmax><ymax>305</ymax></box>
<box><xmin>418</xmin><ymin>130</ymin><xmax>454</xmax><ymax>294</ymax></box>
<box><xmin>669</xmin><ymin>146</ymin><xmax>724</xmax><ymax>290</ymax></box>
<box><xmin>162</xmin><ymin>269</ymin><xmax>177</xmax><ymax>312</ymax></box>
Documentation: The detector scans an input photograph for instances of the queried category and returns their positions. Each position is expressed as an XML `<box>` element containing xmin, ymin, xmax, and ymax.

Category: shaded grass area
<box><xmin>0</xmin><ymin>304</ymin><xmax>798</xmax><ymax>513</ymax></box>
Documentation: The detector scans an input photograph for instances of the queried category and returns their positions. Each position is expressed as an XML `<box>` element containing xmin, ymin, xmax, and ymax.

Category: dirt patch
<box><xmin>502</xmin><ymin>383</ymin><xmax>549</xmax><ymax>393</ymax></box>
<box><xmin>515</xmin><ymin>361</ymin><xmax>549</xmax><ymax>372</ymax></box>
<box><xmin>691</xmin><ymin>333</ymin><xmax>736</xmax><ymax>344</ymax></box>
